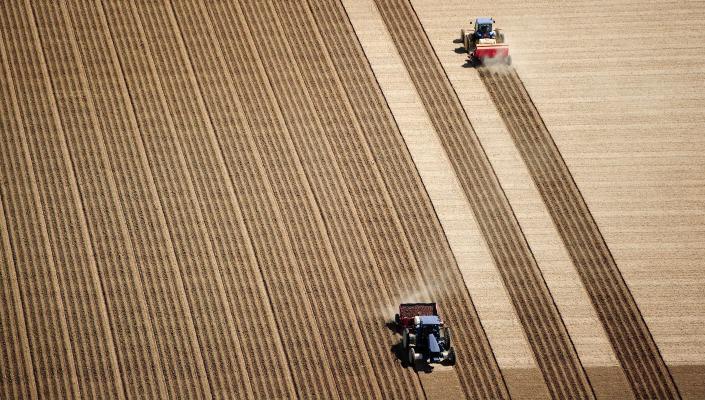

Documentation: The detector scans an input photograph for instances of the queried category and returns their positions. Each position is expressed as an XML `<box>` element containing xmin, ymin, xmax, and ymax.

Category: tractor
<box><xmin>394</xmin><ymin>303</ymin><xmax>456</xmax><ymax>366</ymax></box>
<box><xmin>460</xmin><ymin>17</ymin><xmax>511</xmax><ymax>66</ymax></box>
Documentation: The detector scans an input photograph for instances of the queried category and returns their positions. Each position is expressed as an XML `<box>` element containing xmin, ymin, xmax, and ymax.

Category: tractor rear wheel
<box><xmin>402</xmin><ymin>328</ymin><xmax>410</xmax><ymax>349</ymax></box>
<box><xmin>441</xmin><ymin>327</ymin><xmax>452</xmax><ymax>347</ymax></box>
<box><xmin>407</xmin><ymin>347</ymin><xmax>417</xmax><ymax>366</ymax></box>
<box><xmin>446</xmin><ymin>347</ymin><xmax>456</xmax><ymax>366</ymax></box>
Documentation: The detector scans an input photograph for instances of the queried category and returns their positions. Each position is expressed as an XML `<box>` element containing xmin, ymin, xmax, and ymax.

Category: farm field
<box><xmin>1</xmin><ymin>0</ymin><xmax>703</xmax><ymax>399</ymax></box>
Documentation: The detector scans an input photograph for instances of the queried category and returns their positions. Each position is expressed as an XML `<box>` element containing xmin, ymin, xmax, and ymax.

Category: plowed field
<box><xmin>1</xmin><ymin>0</ymin><xmax>703</xmax><ymax>399</ymax></box>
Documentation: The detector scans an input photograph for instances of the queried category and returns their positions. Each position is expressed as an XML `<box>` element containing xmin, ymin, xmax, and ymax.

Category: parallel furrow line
<box><xmin>0</xmin><ymin>26</ymin><xmax>78</xmax><ymax>399</ymax></box>
<box><xmin>100</xmin><ymin>1</ymin><xmax>214</xmax><ymax>397</ymax></box>
<box><xmin>0</xmin><ymin>186</ymin><xmax>38</xmax><ymax>399</ymax></box>
<box><xmin>199</xmin><ymin>0</ymin><xmax>341</xmax><ymax>397</ymax></box>
<box><xmin>3</xmin><ymin>1</ymin><xmax>123</xmax><ymax>397</ymax></box>
<box><xmin>238</xmin><ymin>2</ymin><xmax>382</xmax><ymax>397</ymax></box>
<box><xmin>479</xmin><ymin>66</ymin><xmax>680</xmax><ymax>398</ymax></box>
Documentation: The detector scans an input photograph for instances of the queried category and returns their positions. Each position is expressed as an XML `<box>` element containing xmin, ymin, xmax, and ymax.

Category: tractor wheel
<box><xmin>446</xmin><ymin>347</ymin><xmax>456</xmax><ymax>366</ymax></box>
<box><xmin>407</xmin><ymin>347</ymin><xmax>417</xmax><ymax>366</ymax></box>
<box><xmin>402</xmin><ymin>328</ymin><xmax>410</xmax><ymax>349</ymax></box>
<box><xmin>441</xmin><ymin>327</ymin><xmax>452</xmax><ymax>347</ymax></box>
<box><xmin>463</xmin><ymin>35</ymin><xmax>469</xmax><ymax>53</ymax></box>
<box><xmin>506</xmin><ymin>55</ymin><xmax>513</xmax><ymax>66</ymax></box>
<box><xmin>460</xmin><ymin>29</ymin><xmax>465</xmax><ymax>45</ymax></box>
<box><xmin>497</xmin><ymin>31</ymin><xmax>505</xmax><ymax>44</ymax></box>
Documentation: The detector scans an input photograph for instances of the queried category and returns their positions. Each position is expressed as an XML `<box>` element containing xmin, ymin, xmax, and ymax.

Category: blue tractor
<box><xmin>396</xmin><ymin>303</ymin><xmax>456</xmax><ymax>366</ymax></box>
<box><xmin>460</xmin><ymin>17</ymin><xmax>511</xmax><ymax>65</ymax></box>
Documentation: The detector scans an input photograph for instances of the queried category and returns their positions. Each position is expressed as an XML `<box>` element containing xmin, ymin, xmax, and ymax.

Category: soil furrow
<box><xmin>67</xmin><ymin>0</ymin><xmax>210</xmax><ymax>397</ymax></box>
<box><xmin>2</xmin><ymin>1</ymin><xmax>124</xmax><ymax>397</ymax></box>
<box><xmin>372</xmin><ymin>0</ymin><xmax>594</xmax><ymax>397</ymax></box>
<box><xmin>188</xmin><ymin>0</ymin><xmax>341</xmax><ymax>397</ymax></box>
<box><xmin>0</xmin><ymin>191</ymin><xmax>37</xmax><ymax>399</ymax></box>
<box><xmin>168</xmin><ymin>1</ymin><xmax>299</xmax><ymax>398</ymax></box>
<box><xmin>99</xmin><ymin>1</ymin><xmax>216</xmax><ymax>397</ymax></box>
<box><xmin>479</xmin><ymin>65</ymin><xmax>680</xmax><ymax>398</ymax></box>
<box><xmin>270</xmin><ymin>1</ymin><xmax>430</xmax><ymax>398</ymax></box>
<box><xmin>235</xmin><ymin>1</ymin><xmax>383</xmax><ymax>397</ymax></box>
<box><xmin>306</xmin><ymin>1</ymin><xmax>510</xmax><ymax>397</ymax></box>
<box><xmin>0</xmin><ymin>28</ymin><xmax>78</xmax><ymax>399</ymax></box>
<box><xmin>32</xmin><ymin>1</ymin><xmax>174</xmax><ymax>397</ymax></box>
<box><xmin>127</xmin><ymin>1</ymin><xmax>266</xmax><ymax>397</ymax></box>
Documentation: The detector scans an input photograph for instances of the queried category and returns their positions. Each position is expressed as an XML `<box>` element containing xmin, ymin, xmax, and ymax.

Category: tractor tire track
<box><xmin>479</xmin><ymin>65</ymin><xmax>681</xmax><ymax>399</ymax></box>
<box><xmin>0</xmin><ymin>27</ymin><xmax>78</xmax><ymax>400</ymax></box>
<box><xmin>2</xmin><ymin>2</ymin><xmax>125</xmax><ymax>397</ymax></box>
<box><xmin>307</xmin><ymin>1</ymin><xmax>510</xmax><ymax>398</ymax></box>
<box><xmin>372</xmin><ymin>0</ymin><xmax>594</xmax><ymax>398</ymax></box>
<box><xmin>0</xmin><ymin>189</ymin><xmax>37</xmax><ymax>399</ymax></box>
<box><xmin>185</xmin><ymin>0</ymin><xmax>342</xmax><ymax>398</ymax></box>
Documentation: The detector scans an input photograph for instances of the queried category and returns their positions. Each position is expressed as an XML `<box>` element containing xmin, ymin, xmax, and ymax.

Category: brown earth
<box><xmin>1</xmin><ymin>0</ymin><xmax>703</xmax><ymax>399</ymax></box>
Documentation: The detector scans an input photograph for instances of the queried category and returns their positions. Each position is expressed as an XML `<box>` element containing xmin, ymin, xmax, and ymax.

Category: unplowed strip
<box><xmin>31</xmin><ymin>1</ymin><xmax>172</xmax><ymax>397</ymax></box>
<box><xmin>372</xmin><ymin>0</ymin><xmax>594</xmax><ymax>398</ymax></box>
<box><xmin>308</xmin><ymin>1</ymin><xmax>510</xmax><ymax>398</ymax></box>
<box><xmin>0</xmin><ymin>27</ymin><xmax>78</xmax><ymax>400</ymax></box>
<box><xmin>479</xmin><ymin>65</ymin><xmax>681</xmax><ymax>399</ymax></box>
<box><xmin>0</xmin><ymin>194</ymin><xmax>37</xmax><ymax>399</ymax></box>
<box><xmin>1</xmin><ymin>2</ymin><xmax>125</xmax><ymax>397</ymax></box>
<box><xmin>179</xmin><ymin>1</ymin><xmax>341</xmax><ymax>398</ymax></box>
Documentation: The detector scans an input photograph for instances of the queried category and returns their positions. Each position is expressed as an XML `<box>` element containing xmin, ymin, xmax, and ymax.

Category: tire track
<box><xmin>307</xmin><ymin>1</ymin><xmax>510</xmax><ymax>398</ymax></box>
<box><xmin>479</xmin><ymin>65</ymin><xmax>680</xmax><ymax>399</ymax></box>
<box><xmin>2</xmin><ymin>2</ymin><xmax>125</xmax><ymax>397</ymax></box>
<box><xmin>0</xmin><ymin>26</ymin><xmax>78</xmax><ymax>400</ymax></box>
<box><xmin>233</xmin><ymin>2</ymin><xmax>384</xmax><ymax>398</ymax></box>
<box><xmin>0</xmin><ymin>192</ymin><xmax>37</xmax><ymax>399</ymax></box>
<box><xmin>196</xmin><ymin>1</ymin><xmax>342</xmax><ymax>398</ymax></box>
<box><xmin>372</xmin><ymin>0</ymin><xmax>594</xmax><ymax>398</ymax></box>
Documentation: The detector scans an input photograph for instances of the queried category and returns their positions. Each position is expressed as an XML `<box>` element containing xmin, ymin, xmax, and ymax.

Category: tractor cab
<box><xmin>473</xmin><ymin>18</ymin><xmax>496</xmax><ymax>40</ymax></box>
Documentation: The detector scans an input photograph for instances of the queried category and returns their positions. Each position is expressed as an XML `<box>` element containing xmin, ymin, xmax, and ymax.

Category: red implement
<box><xmin>396</xmin><ymin>303</ymin><xmax>438</xmax><ymax>328</ymax></box>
